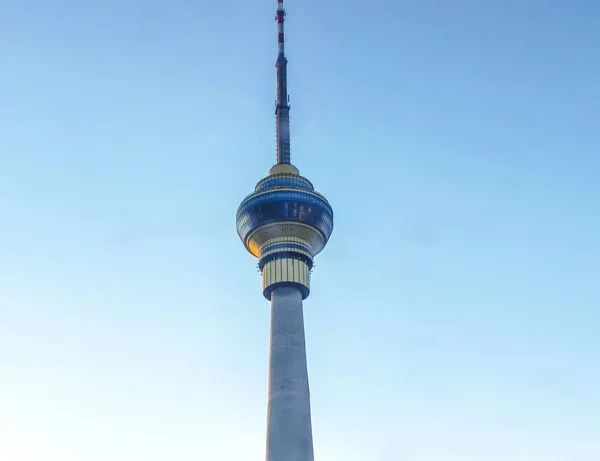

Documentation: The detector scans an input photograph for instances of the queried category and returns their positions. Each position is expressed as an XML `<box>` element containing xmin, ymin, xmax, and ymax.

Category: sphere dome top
<box><xmin>268</xmin><ymin>163</ymin><xmax>299</xmax><ymax>176</ymax></box>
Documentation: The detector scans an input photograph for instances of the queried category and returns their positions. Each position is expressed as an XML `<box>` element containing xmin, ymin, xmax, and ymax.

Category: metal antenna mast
<box><xmin>275</xmin><ymin>0</ymin><xmax>291</xmax><ymax>164</ymax></box>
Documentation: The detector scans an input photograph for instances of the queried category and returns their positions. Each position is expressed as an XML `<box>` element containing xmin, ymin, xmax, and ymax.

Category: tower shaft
<box><xmin>275</xmin><ymin>0</ymin><xmax>291</xmax><ymax>164</ymax></box>
<box><xmin>266</xmin><ymin>286</ymin><xmax>314</xmax><ymax>461</ymax></box>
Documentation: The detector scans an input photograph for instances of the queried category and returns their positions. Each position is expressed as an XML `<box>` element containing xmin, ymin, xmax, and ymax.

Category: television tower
<box><xmin>235</xmin><ymin>1</ymin><xmax>334</xmax><ymax>460</ymax></box>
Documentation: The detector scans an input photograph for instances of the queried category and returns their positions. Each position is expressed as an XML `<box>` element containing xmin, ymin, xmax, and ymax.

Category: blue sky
<box><xmin>1</xmin><ymin>1</ymin><xmax>599</xmax><ymax>460</ymax></box>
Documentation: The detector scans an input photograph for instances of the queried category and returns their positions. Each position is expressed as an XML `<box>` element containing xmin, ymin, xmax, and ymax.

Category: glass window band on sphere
<box><xmin>256</xmin><ymin>174</ymin><xmax>314</xmax><ymax>191</ymax></box>
<box><xmin>236</xmin><ymin>188</ymin><xmax>334</xmax><ymax>247</ymax></box>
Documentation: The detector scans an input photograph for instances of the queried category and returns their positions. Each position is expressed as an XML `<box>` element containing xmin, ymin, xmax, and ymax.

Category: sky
<box><xmin>0</xmin><ymin>0</ymin><xmax>599</xmax><ymax>460</ymax></box>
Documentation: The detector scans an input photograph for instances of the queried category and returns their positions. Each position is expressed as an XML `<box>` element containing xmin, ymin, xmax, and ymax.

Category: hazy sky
<box><xmin>1</xmin><ymin>1</ymin><xmax>599</xmax><ymax>460</ymax></box>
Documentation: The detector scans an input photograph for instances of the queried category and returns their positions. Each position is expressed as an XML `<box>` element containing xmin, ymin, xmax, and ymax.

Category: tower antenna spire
<box><xmin>275</xmin><ymin>0</ymin><xmax>291</xmax><ymax>164</ymax></box>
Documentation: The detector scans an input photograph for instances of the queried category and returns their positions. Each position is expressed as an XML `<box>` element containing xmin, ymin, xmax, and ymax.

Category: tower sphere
<box><xmin>236</xmin><ymin>163</ymin><xmax>334</xmax><ymax>300</ymax></box>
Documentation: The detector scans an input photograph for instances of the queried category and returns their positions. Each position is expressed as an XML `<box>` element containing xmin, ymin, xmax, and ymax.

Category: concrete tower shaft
<box><xmin>266</xmin><ymin>286</ymin><xmax>314</xmax><ymax>461</ymax></box>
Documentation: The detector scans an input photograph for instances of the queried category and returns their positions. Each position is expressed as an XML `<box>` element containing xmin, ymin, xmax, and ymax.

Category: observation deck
<box><xmin>236</xmin><ymin>163</ymin><xmax>334</xmax><ymax>299</ymax></box>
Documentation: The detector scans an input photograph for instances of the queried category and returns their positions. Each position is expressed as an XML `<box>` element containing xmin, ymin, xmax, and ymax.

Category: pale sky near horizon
<box><xmin>1</xmin><ymin>1</ymin><xmax>599</xmax><ymax>460</ymax></box>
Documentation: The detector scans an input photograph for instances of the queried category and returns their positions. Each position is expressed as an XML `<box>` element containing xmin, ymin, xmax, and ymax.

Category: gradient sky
<box><xmin>1</xmin><ymin>1</ymin><xmax>599</xmax><ymax>460</ymax></box>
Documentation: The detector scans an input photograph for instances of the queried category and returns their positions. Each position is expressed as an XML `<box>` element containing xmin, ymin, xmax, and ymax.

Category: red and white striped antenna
<box><xmin>276</xmin><ymin>0</ymin><xmax>286</xmax><ymax>56</ymax></box>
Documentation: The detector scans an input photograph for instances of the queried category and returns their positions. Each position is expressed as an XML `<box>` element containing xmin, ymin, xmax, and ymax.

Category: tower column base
<box><xmin>266</xmin><ymin>286</ymin><xmax>314</xmax><ymax>461</ymax></box>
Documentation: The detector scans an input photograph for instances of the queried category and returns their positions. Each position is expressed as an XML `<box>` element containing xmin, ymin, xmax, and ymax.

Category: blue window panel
<box><xmin>256</xmin><ymin>176</ymin><xmax>313</xmax><ymax>191</ymax></box>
